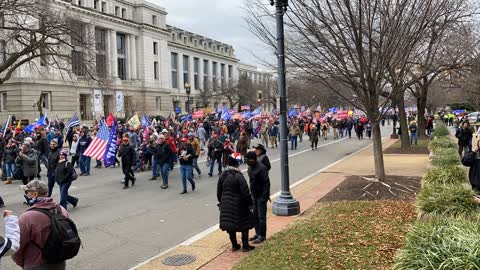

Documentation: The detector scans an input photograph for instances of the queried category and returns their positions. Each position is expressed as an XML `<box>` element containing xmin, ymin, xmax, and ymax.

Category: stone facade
<box><xmin>0</xmin><ymin>0</ymin><xmax>273</xmax><ymax>122</ymax></box>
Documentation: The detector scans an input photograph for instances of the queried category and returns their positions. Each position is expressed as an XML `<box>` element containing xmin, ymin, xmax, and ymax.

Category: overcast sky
<box><xmin>152</xmin><ymin>0</ymin><xmax>273</xmax><ymax>67</ymax></box>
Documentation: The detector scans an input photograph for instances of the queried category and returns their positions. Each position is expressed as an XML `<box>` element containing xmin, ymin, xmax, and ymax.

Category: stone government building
<box><xmin>0</xmin><ymin>0</ymin><xmax>273</xmax><ymax>122</ymax></box>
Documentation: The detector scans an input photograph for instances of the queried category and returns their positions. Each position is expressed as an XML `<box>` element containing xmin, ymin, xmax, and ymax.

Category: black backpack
<box><xmin>28</xmin><ymin>205</ymin><xmax>81</xmax><ymax>263</ymax></box>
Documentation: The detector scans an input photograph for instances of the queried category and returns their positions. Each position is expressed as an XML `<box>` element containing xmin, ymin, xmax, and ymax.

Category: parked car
<box><xmin>467</xmin><ymin>112</ymin><xmax>480</xmax><ymax>123</ymax></box>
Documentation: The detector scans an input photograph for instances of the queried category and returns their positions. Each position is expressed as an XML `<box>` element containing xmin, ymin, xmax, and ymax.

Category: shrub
<box><xmin>431</xmin><ymin>147</ymin><xmax>458</xmax><ymax>157</ymax></box>
<box><xmin>429</xmin><ymin>137</ymin><xmax>456</xmax><ymax>152</ymax></box>
<box><xmin>431</xmin><ymin>154</ymin><xmax>461</xmax><ymax>167</ymax></box>
<box><xmin>417</xmin><ymin>184</ymin><xmax>480</xmax><ymax>219</ymax></box>
<box><xmin>393</xmin><ymin>220</ymin><xmax>480</xmax><ymax>270</ymax></box>
<box><xmin>422</xmin><ymin>165</ymin><xmax>467</xmax><ymax>185</ymax></box>
<box><xmin>431</xmin><ymin>123</ymin><xmax>450</xmax><ymax>138</ymax></box>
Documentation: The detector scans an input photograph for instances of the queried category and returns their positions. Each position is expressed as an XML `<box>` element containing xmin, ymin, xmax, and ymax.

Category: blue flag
<box><xmin>288</xmin><ymin>107</ymin><xmax>297</xmax><ymax>118</ymax></box>
<box><xmin>243</xmin><ymin>111</ymin><xmax>252</xmax><ymax>120</ymax></box>
<box><xmin>252</xmin><ymin>106</ymin><xmax>262</xmax><ymax>116</ymax></box>
<box><xmin>141</xmin><ymin>114</ymin><xmax>151</xmax><ymax>128</ymax></box>
<box><xmin>180</xmin><ymin>114</ymin><xmax>192</xmax><ymax>122</ymax></box>
<box><xmin>67</xmin><ymin>113</ymin><xmax>80</xmax><ymax>129</ymax></box>
<box><xmin>103</xmin><ymin>118</ymin><xmax>118</xmax><ymax>168</ymax></box>
<box><xmin>328</xmin><ymin>107</ymin><xmax>338</xmax><ymax>114</ymax></box>
<box><xmin>221</xmin><ymin>107</ymin><xmax>231</xmax><ymax>121</ymax></box>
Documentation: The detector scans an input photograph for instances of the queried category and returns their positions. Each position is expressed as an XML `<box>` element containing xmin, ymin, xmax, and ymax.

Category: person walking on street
<box><xmin>69</xmin><ymin>134</ymin><xmax>79</xmax><ymax>168</ymax></box>
<box><xmin>197</xmin><ymin>123</ymin><xmax>207</xmax><ymax>149</ymax></box>
<box><xmin>188</xmin><ymin>132</ymin><xmax>202</xmax><ymax>177</ymax></box>
<box><xmin>55</xmin><ymin>150</ymin><xmax>78</xmax><ymax>210</ymax></box>
<box><xmin>246</xmin><ymin>151</ymin><xmax>270</xmax><ymax>244</ymax></box>
<box><xmin>310</xmin><ymin>126</ymin><xmax>320</xmax><ymax>150</ymax></box>
<box><xmin>77</xmin><ymin>130</ymin><xmax>92</xmax><ymax>176</ymax></box>
<box><xmin>152</xmin><ymin>135</ymin><xmax>173</xmax><ymax>189</ymax></box>
<box><xmin>236</xmin><ymin>132</ymin><xmax>249</xmax><ymax>164</ymax></box>
<box><xmin>13</xmin><ymin>180</ymin><xmax>73</xmax><ymax>270</ymax></box>
<box><xmin>118</xmin><ymin>137</ymin><xmax>136</xmax><ymax>189</ymax></box>
<box><xmin>261</xmin><ymin>123</ymin><xmax>269</xmax><ymax>148</ymax></box>
<box><xmin>289</xmin><ymin>122</ymin><xmax>300</xmax><ymax>150</ymax></box>
<box><xmin>178</xmin><ymin>138</ymin><xmax>196</xmax><ymax>194</ymax></box>
<box><xmin>217</xmin><ymin>153</ymin><xmax>256</xmax><ymax>252</ymax></box>
<box><xmin>268</xmin><ymin>123</ymin><xmax>279</xmax><ymax>148</ymax></box>
<box><xmin>16</xmin><ymin>143</ymin><xmax>38</xmax><ymax>185</ymax></box>
<box><xmin>208</xmin><ymin>134</ymin><xmax>224</xmax><ymax>177</ymax></box>
<box><xmin>47</xmin><ymin>139</ymin><xmax>61</xmax><ymax>197</ymax></box>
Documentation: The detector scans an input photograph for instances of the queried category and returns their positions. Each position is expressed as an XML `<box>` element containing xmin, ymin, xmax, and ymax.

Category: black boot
<box><xmin>229</xmin><ymin>231</ymin><xmax>241</xmax><ymax>251</ymax></box>
<box><xmin>241</xmin><ymin>231</ymin><xmax>255</xmax><ymax>252</ymax></box>
<box><xmin>0</xmin><ymin>196</ymin><xmax>4</xmax><ymax>208</ymax></box>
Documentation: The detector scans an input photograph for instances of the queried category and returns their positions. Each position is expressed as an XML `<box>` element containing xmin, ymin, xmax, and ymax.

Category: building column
<box><xmin>178</xmin><ymin>53</ymin><xmax>184</xmax><ymax>91</ymax></box>
<box><xmin>208</xmin><ymin>60</ymin><xmax>213</xmax><ymax>89</ymax></box>
<box><xmin>189</xmin><ymin>56</ymin><xmax>194</xmax><ymax>90</ymax></box>
<box><xmin>199</xmin><ymin>58</ymin><xmax>204</xmax><ymax>91</ymax></box>
<box><xmin>86</xmin><ymin>25</ymin><xmax>96</xmax><ymax>74</ymax></box>
<box><xmin>105</xmin><ymin>30</ymin><xmax>112</xmax><ymax>79</ymax></box>
<box><xmin>110</xmin><ymin>30</ymin><xmax>118</xmax><ymax>79</ymax></box>
<box><xmin>129</xmin><ymin>35</ymin><xmax>137</xmax><ymax>80</ymax></box>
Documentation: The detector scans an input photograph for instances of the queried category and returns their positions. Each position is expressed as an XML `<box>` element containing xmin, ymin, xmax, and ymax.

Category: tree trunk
<box><xmin>372</xmin><ymin>121</ymin><xmax>386</xmax><ymax>181</ymax></box>
<box><xmin>417</xmin><ymin>92</ymin><xmax>427</xmax><ymax>139</ymax></box>
<box><xmin>397</xmin><ymin>94</ymin><xmax>410</xmax><ymax>149</ymax></box>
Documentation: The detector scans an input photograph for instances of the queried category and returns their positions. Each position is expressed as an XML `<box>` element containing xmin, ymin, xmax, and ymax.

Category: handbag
<box><xmin>462</xmin><ymin>151</ymin><xmax>476</xmax><ymax>167</ymax></box>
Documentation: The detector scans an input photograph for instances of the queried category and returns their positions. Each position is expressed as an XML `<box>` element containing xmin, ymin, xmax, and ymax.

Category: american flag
<box><xmin>83</xmin><ymin>119</ymin><xmax>109</xmax><ymax>160</ymax></box>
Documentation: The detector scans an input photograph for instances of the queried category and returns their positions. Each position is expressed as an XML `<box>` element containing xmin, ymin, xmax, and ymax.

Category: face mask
<box><xmin>27</xmin><ymin>197</ymin><xmax>46</xmax><ymax>207</ymax></box>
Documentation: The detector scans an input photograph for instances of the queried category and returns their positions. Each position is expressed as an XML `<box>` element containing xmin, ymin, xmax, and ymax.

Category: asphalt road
<box><xmin>0</xmin><ymin>126</ymin><xmax>391</xmax><ymax>270</ymax></box>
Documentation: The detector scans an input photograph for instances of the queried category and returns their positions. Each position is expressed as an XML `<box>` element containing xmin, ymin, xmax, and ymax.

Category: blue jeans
<box><xmin>169</xmin><ymin>154</ymin><xmax>177</xmax><ymax>171</ymax></box>
<box><xmin>4</xmin><ymin>162</ymin><xmax>15</xmax><ymax>178</ymax></box>
<box><xmin>59</xmin><ymin>181</ymin><xmax>78</xmax><ymax>210</ymax></box>
<box><xmin>152</xmin><ymin>158</ymin><xmax>160</xmax><ymax>177</ymax></box>
<box><xmin>79</xmin><ymin>154</ymin><xmax>91</xmax><ymax>175</ymax></box>
<box><xmin>290</xmin><ymin>135</ymin><xmax>298</xmax><ymax>149</ymax></box>
<box><xmin>253</xmin><ymin>198</ymin><xmax>267</xmax><ymax>238</ymax></box>
<box><xmin>160</xmin><ymin>163</ymin><xmax>170</xmax><ymax>186</ymax></box>
<box><xmin>180</xmin><ymin>165</ymin><xmax>194</xmax><ymax>192</ymax></box>
<box><xmin>410</xmin><ymin>132</ymin><xmax>418</xmax><ymax>145</ymax></box>
<box><xmin>47</xmin><ymin>172</ymin><xmax>56</xmax><ymax>197</ymax></box>
<box><xmin>209</xmin><ymin>156</ymin><xmax>222</xmax><ymax>175</ymax></box>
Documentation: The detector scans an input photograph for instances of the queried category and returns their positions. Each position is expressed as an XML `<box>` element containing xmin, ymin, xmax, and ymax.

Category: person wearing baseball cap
<box><xmin>253</xmin><ymin>144</ymin><xmax>271</xmax><ymax>171</ymax></box>
<box><xmin>14</xmin><ymin>180</ymin><xmax>70</xmax><ymax>269</ymax></box>
<box><xmin>187</xmin><ymin>133</ymin><xmax>202</xmax><ymax>178</ymax></box>
<box><xmin>178</xmin><ymin>137</ymin><xmax>196</xmax><ymax>194</ymax></box>
<box><xmin>151</xmin><ymin>135</ymin><xmax>173</xmax><ymax>189</ymax></box>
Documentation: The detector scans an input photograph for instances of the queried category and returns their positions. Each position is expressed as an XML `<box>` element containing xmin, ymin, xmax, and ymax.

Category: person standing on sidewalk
<box><xmin>178</xmin><ymin>138</ymin><xmax>196</xmax><ymax>194</ymax></box>
<box><xmin>118</xmin><ymin>137</ymin><xmax>136</xmax><ymax>189</ymax></box>
<box><xmin>456</xmin><ymin>121</ymin><xmax>473</xmax><ymax>157</ymax></box>
<box><xmin>246</xmin><ymin>151</ymin><xmax>270</xmax><ymax>244</ymax></box>
<box><xmin>217</xmin><ymin>153</ymin><xmax>256</xmax><ymax>252</ymax></box>
<box><xmin>409</xmin><ymin>121</ymin><xmax>418</xmax><ymax>146</ymax></box>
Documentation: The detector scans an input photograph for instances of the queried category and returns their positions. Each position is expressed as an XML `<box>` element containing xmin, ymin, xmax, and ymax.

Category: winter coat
<box><xmin>47</xmin><ymin>148</ymin><xmax>60</xmax><ymax>174</ymax></box>
<box><xmin>197</xmin><ymin>127</ymin><xmax>207</xmax><ymax>141</ymax></box>
<box><xmin>13</xmin><ymin>198</ymin><xmax>69</xmax><ymax>270</ymax></box>
<box><xmin>0</xmin><ymin>214</ymin><xmax>20</xmax><ymax>270</ymax></box>
<box><xmin>178</xmin><ymin>144</ymin><xmax>195</xmax><ymax>166</ymax></box>
<box><xmin>77</xmin><ymin>135</ymin><xmax>92</xmax><ymax>154</ymax></box>
<box><xmin>289</xmin><ymin>125</ymin><xmax>300</xmax><ymax>136</ymax></box>
<box><xmin>35</xmin><ymin>138</ymin><xmax>49</xmax><ymax>156</ymax></box>
<box><xmin>311</xmin><ymin>128</ymin><xmax>320</xmax><ymax>143</ymax></box>
<box><xmin>153</xmin><ymin>142</ymin><xmax>172</xmax><ymax>164</ymax></box>
<box><xmin>456</xmin><ymin>127</ymin><xmax>473</xmax><ymax>147</ymax></box>
<box><xmin>236</xmin><ymin>136</ymin><xmax>248</xmax><ymax>156</ymax></box>
<box><xmin>55</xmin><ymin>160</ymin><xmax>75</xmax><ymax>185</ymax></box>
<box><xmin>217</xmin><ymin>169</ymin><xmax>256</xmax><ymax>232</ymax></box>
<box><xmin>208</xmin><ymin>139</ymin><xmax>224</xmax><ymax>159</ymax></box>
<box><xmin>257</xmin><ymin>153</ymin><xmax>271</xmax><ymax>171</ymax></box>
<box><xmin>269</xmin><ymin>125</ymin><xmax>279</xmax><ymax>137</ymax></box>
<box><xmin>247</xmin><ymin>162</ymin><xmax>271</xmax><ymax>200</ymax></box>
<box><xmin>0</xmin><ymin>138</ymin><xmax>5</xmax><ymax>161</ymax></box>
<box><xmin>15</xmin><ymin>150</ymin><xmax>38</xmax><ymax>177</ymax></box>
<box><xmin>468</xmin><ymin>152</ymin><xmax>480</xmax><ymax>191</ymax></box>
<box><xmin>118</xmin><ymin>143</ymin><xmax>136</xmax><ymax>166</ymax></box>
<box><xmin>3</xmin><ymin>145</ymin><xmax>17</xmax><ymax>163</ymax></box>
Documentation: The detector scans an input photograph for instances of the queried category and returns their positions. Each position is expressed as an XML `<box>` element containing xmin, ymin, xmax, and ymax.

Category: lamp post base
<box><xmin>272</xmin><ymin>192</ymin><xmax>300</xmax><ymax>216</ymax></box>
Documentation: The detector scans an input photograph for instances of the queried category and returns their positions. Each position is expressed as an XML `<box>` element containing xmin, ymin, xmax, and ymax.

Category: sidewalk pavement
<box><xmin>132</xmin><ymin>138</ymin><xmax>429</xmax><ymax>270</ymax></box>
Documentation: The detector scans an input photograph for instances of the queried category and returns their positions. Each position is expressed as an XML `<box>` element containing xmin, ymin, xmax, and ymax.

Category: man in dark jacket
<box><xmin>152</xmin><ymin>135</ymin><xmax>173</xmax><ymax>189</ymax></box>
<box><xmin>47</xmin><ymin>139</ymin><xmax>60</xmax><ymax>197</ymax></box>
<box><xmin>118</xmin><ymin>136</ymin><xmax>136</xmax><ymax>189</ymax></box>
<box><xmin>208</xmin><ymin>134</ymin><xmax>224</xmax><ymax>177</ymax></box>
<box><xmin>77</xmin><ymin>131</ymin><xmax>92</xmax><ymax>176</ymax></box>
<box><xmin>253</xmin><ymin>144</ymin><xmax>271</xmax><ymax>171</ymax></box>
<box><xmin>456</xmin><ymin>122</ymin><xmax>473</xmax><ymax>157</ymax></box>
<box><xmin>217</xmin><ymin>154</ymin><xmax>256</xmax><ymax>252</ymax></box>
<box><xmin>246</xmin><ymin>151</ymin><xmax>270</xmax><ymax>244</ymax></box>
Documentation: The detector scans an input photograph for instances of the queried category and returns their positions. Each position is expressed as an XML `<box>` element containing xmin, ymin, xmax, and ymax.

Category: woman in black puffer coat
<box><xmin>217</xmin><ymin>154</ymin><xmax>257</xmax><ymax>252</ymax></box>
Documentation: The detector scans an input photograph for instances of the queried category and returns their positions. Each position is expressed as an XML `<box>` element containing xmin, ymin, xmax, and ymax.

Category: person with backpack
<box><xmin>14</xmin><ymin>180</ymin><xmax>81</xmax><ymax>270</ymax></box>
<box><xmin>55</xmin><ymin>150</ymin><xmax>78</xmax><ymax>210</ymax></box>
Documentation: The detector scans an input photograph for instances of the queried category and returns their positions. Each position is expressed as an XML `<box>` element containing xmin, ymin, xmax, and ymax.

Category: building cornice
<box><xmin>168</xmin><ymin>42</ymin><xmax>239</xmax><ymax>63</ymax></box>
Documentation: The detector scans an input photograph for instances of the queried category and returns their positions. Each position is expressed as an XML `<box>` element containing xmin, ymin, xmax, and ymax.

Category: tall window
<box><xmin>101</xmin><ymin>1</ymin><xmax>106</xmax><ymax>13</ymax></box>
<box><xmin>41</xmin><ymin>92</ymin><xmax>50</xmax><ymax>110</ymax></box>
<box><xmin>0</xmin><ymin>40</ymin><xmax>6</xmax><ymax>64</ymax></box>
<box><xmin>171</xmin><ymin>53</ymin><xmax>178</xmax><ymax>88</ymax></box>
<box><xmin>152</xmin><ymin>15</ymin><xmax>157</xmax><ymax>25</ymax></box>
<box><xmin>70</xmin><ymin>20</ymin><xmax>86</xmax><ymax>76</ymax></box>
<box><xmin>212</xmin><ymin>62</ymin><xmax>218</xmax><ymax>90</ymax></box>
<box><xmin>0</xmin><ymin>92</ymin><xmax>6</xmax><ymax>112</ymax></box>
<box><xmin>183</xmin><ymin>55</ymin><xmax>189</xmax><ymax>87</ymax></box>
<box><xmin>156</xmin><ymin>97</ymin><xmax>162</xmax><ymax>110</ymax></box>
<box><xmin>116</xmin><ymin>33</ymin><xmax>126</xmax><ymax>80</ymax></box>
<box><xmin>220</xmin><ymin>63</ymin><xmax>226</xmax><ymax>89</ymax></box>
<box><xmin>203</xmin><ymin>60</ymin><xmax>209</xmax><ymax>90</ymax></box>
<box><xmin>121</xmin><ymin>8</ymin><xmax>126</xmax><ymax>19</ymax></box>
<box><xmin>154</xmin><ymin>61</ymin><xmax>159</xmax><ymax>80</ymax></box>
<box><xmin>94</xmin><ymin>0</ymin><xmax>99</xmax><ymax>10</ymax></box>
<box><xmin>193</xmin><ymin>58</ymin><xmax>199</xmax><ymax>90</ymax></box>
<box><xmin>153</xmin><ymin>42</ymin><xmax>158</xmax><ymax>55</ymax></box>
<box><xmin>115</xmin><ymin>6</ymin><xmax>120</xmax><ymax>16</ymax></box>
<box><xmin>95</xmin><ymin>28</ymin><xmax>106</xmax><ymax>78</ymax></box>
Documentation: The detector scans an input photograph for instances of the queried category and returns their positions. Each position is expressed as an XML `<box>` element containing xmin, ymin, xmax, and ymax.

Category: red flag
<box><xmin>106</xmin><ymin>113</ymin><xmax>114</xmax><ymax>127</ymax></box>
<box><xmin>143</xmin><ymin>127</ymin><xmax>149</xmax><ymax>142</ymax></box>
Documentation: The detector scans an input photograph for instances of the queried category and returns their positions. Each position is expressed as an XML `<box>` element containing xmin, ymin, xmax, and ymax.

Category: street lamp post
<box><xmin>185</xmin><ymin>82</ymin><xmax>191</xmax><ymax>114</ymax></box>
<box><xmin>270</xmin><ymin>0</ymin><xmax>300</xmax><ymax>216</ymax></box>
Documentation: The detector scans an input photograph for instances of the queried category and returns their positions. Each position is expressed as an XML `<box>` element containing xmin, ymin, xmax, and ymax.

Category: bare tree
<box><xmin>245</xmin><ymin>0</ymin><xmax>469</xmax><ymax>181</ymax></box>
<box><xmin>0</xmin><ymin>0</ymin><xmax>99</xmax><ymax>86</ymax></box>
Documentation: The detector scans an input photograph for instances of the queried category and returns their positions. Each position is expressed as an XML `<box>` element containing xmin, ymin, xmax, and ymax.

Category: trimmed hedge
<box><xmin>431</xmin><ymin>123</ymin><xmax>450</xmax><ymax>138</ymax></box>
<box><xmin>423</xmin><ymin>165</ymin><xmax>468</xmax><ymax>186</ymax></box>
<box><xmin>431</xmin><ymin>154</ymin><xmax>461</xmax><ymax>167</ymax></box>
<box><xmin>393</xmin><ymin>220</ymin><xmax>480</xmax><ymax>270</ymax></box>
<box><xmin>429</xmin><ymin>137</ymin><xmax>457</xmax><ymax>152</ymax></box>
<box><xmin>417</xmin><ymin>184</ymin><xmax>480</xmax><ymax>219</ymax></box>
<box><xmin>431</xmin><ymin>147</ymin><xmax>458</xmax><ymax>157</ymax></box>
